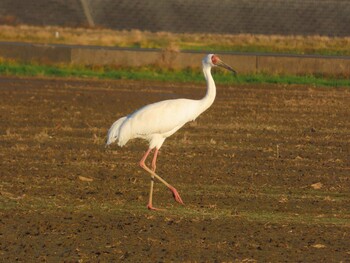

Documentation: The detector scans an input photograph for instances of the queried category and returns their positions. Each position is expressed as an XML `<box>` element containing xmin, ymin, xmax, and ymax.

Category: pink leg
<box><xmin>147</xmin><ymin>149</ymin><xmax>160</xmax><ymax>210</ymax></box>
<box><xmin>139</xmin><ymin>148</ymin><xmax>160</xmax><ymax>210</ymax></box>
<box><xmin>151</xmin><ymin>148</ymin><xmax>158</xmax><ymax>172</ymax></box>
<box><xmin>139</xmin><ymin>148</ymin><xmax>152</xmax><ymax>168</ymax></box>
<box><xmin>139</xmin><ymin>148</ymin><xmax>184</xmax><ymax>210</ymax></box>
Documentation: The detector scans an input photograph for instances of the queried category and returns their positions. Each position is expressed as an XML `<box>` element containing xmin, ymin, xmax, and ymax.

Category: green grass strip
<box><xmin>0</xmin><ymin>61</ymin><xmax>349</xmax><ymax>87</ymax></box>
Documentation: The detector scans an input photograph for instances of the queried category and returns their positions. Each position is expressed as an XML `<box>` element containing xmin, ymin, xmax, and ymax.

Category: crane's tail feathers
<box><xmin>106</xmin><ymin>116</ymin><xmax>127</xmax><ymax>146</ymax></box>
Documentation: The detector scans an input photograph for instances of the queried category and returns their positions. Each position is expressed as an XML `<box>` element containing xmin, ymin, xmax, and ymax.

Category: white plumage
<box><xmin>107</xmin><ymin>98</ymin><xmax>201</xmax><ymax>148</ymax></box>
<box><xmin>106</xmin><ymin>54</ymin><xmax>236</xmax><ymax>210</ymax></box>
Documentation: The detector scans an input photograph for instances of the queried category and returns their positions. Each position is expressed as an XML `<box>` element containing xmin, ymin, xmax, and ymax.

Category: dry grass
<box><xmin>1</xmin><ymin>25</ymin><xmax>350</xmax><ymax>55</ymax></box>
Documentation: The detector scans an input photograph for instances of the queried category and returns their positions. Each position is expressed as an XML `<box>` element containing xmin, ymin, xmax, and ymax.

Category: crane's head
<box><xmin>203</xmin><ymin>54</ymin><xmax>237</xmax><ymax>75</ymax></box>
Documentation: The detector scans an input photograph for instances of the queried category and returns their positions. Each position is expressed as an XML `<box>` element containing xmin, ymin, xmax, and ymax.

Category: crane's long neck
<box><xmin>198</xmin><ymin>64</ymin><xmax>216</xmax><ymax>113</ymax></box>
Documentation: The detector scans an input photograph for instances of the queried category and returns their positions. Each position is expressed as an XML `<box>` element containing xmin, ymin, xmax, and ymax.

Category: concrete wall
<box><xmin>1</xmin><ymin>42</ymin><xmax>350</xmax><ymax>77</ymax></box>
<box><xmin>0</xmin><ymin>42</ymin><xmax>71</xmax><ymax>64</ymax></box>
<box><xmin>257</xmin><ymin>55</ymin><xmax>350</xmax><ymax>76</ymax></box>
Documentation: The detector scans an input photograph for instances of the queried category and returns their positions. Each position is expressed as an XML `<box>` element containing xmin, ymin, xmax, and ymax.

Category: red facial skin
<box><xmin>211</xmin><ymin>55</ymin><xmax>219</xmax><ymax>65</ymax></box>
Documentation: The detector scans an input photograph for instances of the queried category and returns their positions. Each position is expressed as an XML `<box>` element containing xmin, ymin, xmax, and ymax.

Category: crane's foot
<box><xmin>169</xmin><ymin>186</ymin><xmax>184</xmax><ymax>205</ymax></box>
<box><xmin>147</xmin><ymin>204</ymin><xmax>164</xmax><ymax>211</ymax></box>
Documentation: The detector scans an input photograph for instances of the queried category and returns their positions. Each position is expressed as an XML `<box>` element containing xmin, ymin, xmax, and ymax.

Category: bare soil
<box><xmin>0</xmin><ymin>77</ymin><xmax>349</xmax><ymax>262</ymax></box>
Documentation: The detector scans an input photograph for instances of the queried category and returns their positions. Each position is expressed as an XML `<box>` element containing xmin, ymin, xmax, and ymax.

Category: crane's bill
<box><xmin>217</xmin><ymin>60</ymin><xmax>237</xmax><ymax>75</ymax></box>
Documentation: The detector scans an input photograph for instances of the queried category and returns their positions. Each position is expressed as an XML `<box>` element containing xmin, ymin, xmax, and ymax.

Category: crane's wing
<box><xmin>118</xmin><ymin>98</ymin><xmax>200</xmax><ymax>145</ymax></box>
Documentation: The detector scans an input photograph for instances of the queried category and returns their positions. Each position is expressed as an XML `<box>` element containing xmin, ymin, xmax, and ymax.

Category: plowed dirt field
<box><xmin>1</xmin><ymin>77</ymin><xmax>349</xmax><ymax>262</ymax></box>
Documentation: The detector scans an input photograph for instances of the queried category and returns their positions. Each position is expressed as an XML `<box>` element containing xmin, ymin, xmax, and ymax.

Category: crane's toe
<box><xmin>169</xmin><ymin>187</ymin><xmax>184</xmax><ymax>205</ymax></box>
<box><xmin>147</xmin><ymin>204</ymin><xmax>164</xmax><ymax>211</ymax></box>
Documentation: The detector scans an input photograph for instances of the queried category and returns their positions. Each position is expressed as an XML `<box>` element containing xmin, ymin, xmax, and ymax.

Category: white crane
<box><xmin>106</xmin><ymin>54</ymin><xmax>236</xmax><ymax>210</ymax></box>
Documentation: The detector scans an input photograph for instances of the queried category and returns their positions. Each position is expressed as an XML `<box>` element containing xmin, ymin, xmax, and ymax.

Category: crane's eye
<box><xmin>211</xmin><ymin>55</ymin><xmax>218</xmax><ymax>65</ymax></box>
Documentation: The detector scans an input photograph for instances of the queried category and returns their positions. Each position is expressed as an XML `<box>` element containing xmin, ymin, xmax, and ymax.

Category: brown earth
<box><xmin>0</xmin><ymin>77</ymin><xmax>349</xmax><ymax>262</ymax></box>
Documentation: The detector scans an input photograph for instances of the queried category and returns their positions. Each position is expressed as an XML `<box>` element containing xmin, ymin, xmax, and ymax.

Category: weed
<box><xmin>0</xmin><ymin>60</ymin><xmax>349</xmax><ymax>87</ymax></box>
<box><xmin>1</xmin><ymin>25</ymin><xmax>350</xmax><ymax>56</ymax></box>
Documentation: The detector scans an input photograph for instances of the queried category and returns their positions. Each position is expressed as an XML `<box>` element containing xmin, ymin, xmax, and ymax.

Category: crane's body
<box><xmin>106</xmin><ymin>54</ymin><xmax>236</xmax><ymax>210</ymax></box>
<box><xmin>107</xmin><ymin>98</ymin><xmax>200</xmax><ymax>148</ymax></box>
